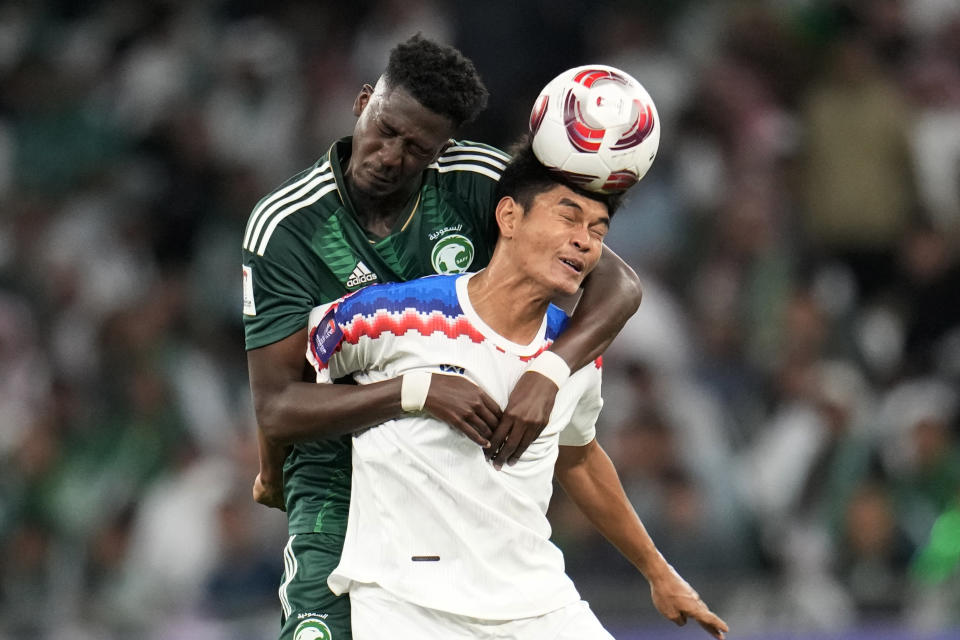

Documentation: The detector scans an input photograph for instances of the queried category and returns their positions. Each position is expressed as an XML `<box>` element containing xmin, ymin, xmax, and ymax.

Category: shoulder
<box><xmin>543</xmin><ymin>304</ymin><xmax>602</xmax><ymax>373</ymax></box>
<box><xmin>429</xmin><ymin>140</ymin><xmax>511</xmax><ymax>183</ymax></box>
<box><xmin>337</xmin><ymin>274</ymin><xmax>461</xmax><ymax>318</ymax></box>
<box><xmin>308</xmin><ymin>275</ymin><xmax>461</xmax><ymax>356</ymax></box>
<box><xmin>242</xmin><ymin>154</ymin><xmax>340</xmax><ymax>257</ymax></box>
<box><xmin>544</xmin><ymin>304</ymin><xmax>571</xmax><ymax>342</ymax></box>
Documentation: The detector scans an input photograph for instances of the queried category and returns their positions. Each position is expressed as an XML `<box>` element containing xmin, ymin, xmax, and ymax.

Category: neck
<box><xmin>346</xmin><ymin>182</ymin><xmax>420</xmax><ymax>238</ymax></box>
<box><xmin>467</xmin><ymin>261</ymin><xmax>554</xmax><ymax>345</ymax></box>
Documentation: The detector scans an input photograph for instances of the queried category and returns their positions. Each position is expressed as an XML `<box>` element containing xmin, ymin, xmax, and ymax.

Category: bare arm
<box><xmin>248</xmin><ymin>328</ymin><xmax>500</xmax><ymax>508</ymax></box>
<box><xmin>555</xmin><ymin>439</ymin><xmax>729</xmax><ymax>639</ymax></box>
<box><xmin>252</xmin><ymin>420</ymin><xmax>291</xmax><ymax>510</ymax></box>
<box><xmin>489</xmin><ymin>247</ymin><xmax>641</xmax><ymax>465</ymax></box>
<box><xmin>551</xmin><ymin>244</ymin><xmax>642</xmax><ymax>369</ymax></box>
<box><xmin>248</xmin><ymin>329</ymin><xmax>406</xmax><ymax>444</ymax></box>
<box><xmin>248</xmin><ymin>328</ymin><xmax>403</xmax><ymax>509</ymax></box>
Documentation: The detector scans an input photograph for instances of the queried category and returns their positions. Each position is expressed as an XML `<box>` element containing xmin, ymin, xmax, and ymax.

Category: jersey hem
<box><xmin>331</xmin><ymin>577</ymin><xmax>581</xmax><ymax>621</ymax></box>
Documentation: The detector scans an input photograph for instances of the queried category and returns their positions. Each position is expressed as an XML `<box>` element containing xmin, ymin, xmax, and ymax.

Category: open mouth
<box><xmin>559</xmin><ymin>257</ymin><xmax>584</xmax><ymax>273</ymax></box>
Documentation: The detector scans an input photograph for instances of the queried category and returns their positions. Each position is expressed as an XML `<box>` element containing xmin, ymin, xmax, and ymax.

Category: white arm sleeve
<box><xmin>558</xmin><ymin>366</ymin><xmax>603</xmax><ymax>447</ymax></box>
<box><xmin>305</xmin><ymin>300</ymin><xmax>369</xmax><ymax>383</ymax></box>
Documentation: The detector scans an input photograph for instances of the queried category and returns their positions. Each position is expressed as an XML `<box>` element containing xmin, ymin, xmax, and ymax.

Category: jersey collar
<box><xmin>327</xmin><ymin>137</ymin><xmax>353</xmax><ymax>213</ymax></box>
<box><xmin>455</xmin><ymin>273</ymin><xmax>549</xmax><ymax>358</ymax></box>
<box><xmin>328</xmin><ymin>136</ymin><xmax>424</xmax><ymax>241</ymax></box>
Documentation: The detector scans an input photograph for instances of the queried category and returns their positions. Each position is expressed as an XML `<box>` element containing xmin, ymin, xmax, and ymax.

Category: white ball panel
<box><xmin>529</xmin><ymin>64</ymin><xmax>660</xmax><ymax>193</ymax></box>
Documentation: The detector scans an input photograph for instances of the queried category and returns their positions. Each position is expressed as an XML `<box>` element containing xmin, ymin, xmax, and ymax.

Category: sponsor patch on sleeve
<box><xmin>310</xmin><ymin>308</ymin><xmax>343</xmax><ymax>365</ymax></box>
<box><xmin>242</xmin><ymin>264</ymin><xmax>256</xmax><ymax>316</ymax></box>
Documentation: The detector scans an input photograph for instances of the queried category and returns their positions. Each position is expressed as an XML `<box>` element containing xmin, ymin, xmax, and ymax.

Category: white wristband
<box><xmin>401</xmin><ymin>371</ymin><xmax>432</xmax><ymax>412</ymax></box>
<box><xmin>526</xmin><ymin>351</ymin><xmax>571</xmax><ymax>388</ymax></box>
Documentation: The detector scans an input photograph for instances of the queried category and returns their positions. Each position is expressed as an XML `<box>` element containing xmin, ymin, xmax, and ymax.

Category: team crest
<box><xmin>294</xmin><ymin>618</ymin><xmax>333</xmax><ymax>640</ymax></box>
<box><xmin>431</xmin><ymin>234</ymin><xmax>474</xmax><ymax>274</ymax></box>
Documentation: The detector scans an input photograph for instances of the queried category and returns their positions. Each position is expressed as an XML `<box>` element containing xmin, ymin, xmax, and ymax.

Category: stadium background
<box><xmin>1</xmin><ymin>1</ymin><xmax>959</xmax><ymax>638</ymax></box>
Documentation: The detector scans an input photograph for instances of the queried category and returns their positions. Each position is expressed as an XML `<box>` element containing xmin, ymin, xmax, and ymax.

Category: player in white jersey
<box><xmin>304</xmin><ymin>143</ymin><xmax>729</xmax><ymax>639</ymax></box>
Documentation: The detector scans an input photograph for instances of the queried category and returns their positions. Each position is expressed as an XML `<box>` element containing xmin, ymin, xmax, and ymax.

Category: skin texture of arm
<box><xmin>555</xmin><ymin>439</ymin><xmax>729</xmax><ymax>639</ymax></box>
<box><xmin>550</xmin><ymin>244</ymin><xmax>642</xmax><ymax>369</ymax></box>
<box><xmin>248</xmin><ymin>327</ymin><xmax>501</xmax><ymax>509</ymax></box>
<box><xmin>488</xmin><ymin>246</ymin><xmax>641</xmax><ymax>466</ymax></box>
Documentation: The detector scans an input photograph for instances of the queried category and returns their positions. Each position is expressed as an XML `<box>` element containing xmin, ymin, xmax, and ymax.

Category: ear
<box><xmin>495</xmin><ymin>196</ymin><xmax>522</xmax><ymax>239</ymax></box>
<box><xmin>353</xmin><ymin>84</ymin><xmax>375</xmax><ymax>117</ymax></box>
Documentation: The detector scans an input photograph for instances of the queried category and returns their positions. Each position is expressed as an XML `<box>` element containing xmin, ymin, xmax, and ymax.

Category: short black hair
<box><xmin>495</xmin><ymin>137</ymin><xmax>625</xmax><ymax>216</ymax></box>
<box><xmin>384</xmin><ymin>34</ymin><xmax>488</xmax><ymax>129</ymax></box>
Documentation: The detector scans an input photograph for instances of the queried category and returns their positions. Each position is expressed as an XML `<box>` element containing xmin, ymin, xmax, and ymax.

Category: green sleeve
<box><xmin>242</xmin><ymin>225</ymin><xmax>323</xmax><ymax>350</ymax></box>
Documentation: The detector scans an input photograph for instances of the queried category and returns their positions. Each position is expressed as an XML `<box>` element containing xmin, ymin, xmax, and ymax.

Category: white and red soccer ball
<box><xmin>529</xmin><ymin>64</ymin><xmax>660</xmax><ymax>194</ymax></box>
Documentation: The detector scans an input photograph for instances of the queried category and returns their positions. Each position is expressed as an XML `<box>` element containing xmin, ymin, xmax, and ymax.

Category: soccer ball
<box><xmin>529</xmin><ymin>64</ymin><xmax>660</xmax><ymax>193</ymax></box>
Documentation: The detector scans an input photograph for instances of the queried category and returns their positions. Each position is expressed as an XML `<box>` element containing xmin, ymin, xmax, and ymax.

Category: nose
<box><xmin>378</xmin><ymin>139</ymin><xmax>403</xmax><ymax>169</ymax></box>
<box><xmin>571</xmin><ymin>224</ymin><xmax>591</xmax><ymax>250</ymax></box>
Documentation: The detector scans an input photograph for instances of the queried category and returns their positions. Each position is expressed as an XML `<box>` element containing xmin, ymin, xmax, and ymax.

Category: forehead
<box><xmin>367</xmin><ymin>82</ymin><xmax>455</xmax><ymax>140</ymax></box>
<box><xmin>531</xmin><ymin>185</ymin><xmax>610</xmax><ymax>220</ymax></box>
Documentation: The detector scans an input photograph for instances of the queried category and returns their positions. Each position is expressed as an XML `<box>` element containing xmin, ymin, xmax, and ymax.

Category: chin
<box><xmin>552</xmin><ymin>278</ymin><xmax>583</xmax><ymax>296</ymax></box>
<box><xmin>357</xmin><ymin>179</ymin><xmax>392</xmax><ymax>199</ymax></box>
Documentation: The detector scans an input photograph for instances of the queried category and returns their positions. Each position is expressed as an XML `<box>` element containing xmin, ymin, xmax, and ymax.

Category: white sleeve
<box><xmin>305</xmin><ymin>299</ymin><xmax>368</xmax><ymax>383</ymax></box>
<box><xmin>305</xmin><ymin>301</ymin><xmax>340</xmax><ymax>383</ymax></box>
<box><xmin>558</xmin><ymin>366</ymin><xmax>603</xmax><ymax>446</ymax></box>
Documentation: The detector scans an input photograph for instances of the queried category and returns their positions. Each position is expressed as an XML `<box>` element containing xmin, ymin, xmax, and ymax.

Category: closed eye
<box><xmin>408</xmin><ymin>143</ymin><xmax>433</xmax><ymax>158</ymax></box>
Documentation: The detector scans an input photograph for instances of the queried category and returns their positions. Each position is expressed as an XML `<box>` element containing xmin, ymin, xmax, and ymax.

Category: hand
<box><xmin>649</xmin><ymin>564</ymin><xmax>728</xmax><ymax>639</ymax></box>
<box><xmin>487</xmin><ymin>370</ymin><xmax>559</xmax><ymax>469</ymax></box>
<box><xmin>423</xmin><ymin>374</ymin><xmax>501</xmax><ymax>447</ymax></box>
<box><xmin>253</xmin><ymin>472</ymin><xmax>286</xmax><ymax>511</ymax></box>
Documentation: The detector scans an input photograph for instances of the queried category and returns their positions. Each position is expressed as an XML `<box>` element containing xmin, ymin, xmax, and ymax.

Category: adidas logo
<box><xmin>346</xmin><ymin>261</ymin><xmax>378</xmax><ymax>288</ymax></box>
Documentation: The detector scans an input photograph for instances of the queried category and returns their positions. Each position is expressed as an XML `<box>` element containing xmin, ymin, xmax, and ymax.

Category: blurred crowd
<box><xmin>1</xmin><ymin>1</ymin><xmax>959</xmax><ymax>638</ymax></box>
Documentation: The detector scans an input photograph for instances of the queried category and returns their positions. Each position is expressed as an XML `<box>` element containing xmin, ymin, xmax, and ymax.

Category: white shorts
<box><xmin>349</xmin><ymin>582</ymin><xmax>616</xmax><ymax>640</ymax></box>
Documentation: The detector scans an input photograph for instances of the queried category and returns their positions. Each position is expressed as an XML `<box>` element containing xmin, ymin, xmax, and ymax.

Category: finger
<box><xmin>487</xmin><ymin>416</ymin><xmax>514</xmax><ymax>459</ymax></box>
<box><xmin>467</xmin><ymin>413</ymin><xmax>493</xmax><ymax>443</ymax></box>
<box><xmin>507</xmin><ymin>425</ymin><xmax>541</xmax><ymax>465</ymax></box>
<box><xmin>698</xmin><ymin>619</ymin><xmax>726</xmax><ymax>640</ymax></box>
<box><xmin>480</xmin><ymin>392</ymin><xmax>502</xmax><ymax>421</ymax></box>
<box><xmin>492</xmin><ymin>426</ymin><xmax>522</xmax><ymax>467</ymax></box>
<box><xmin>451</xmin><ymin>417</ymin><xmax>490</xmax><ymax>447</ymax></box>
<box><xmin>673</xmin><ymin>612</ymin><xmax>687</xmax><ymax>627</ymax></box>
<box><xmin>474</xmin><ymin>402</ymin><xmax>499</xmax><ymax>435</ymax></box>
<box><xmin>696</xmin><ymin>612</ymin><xmax>728</xmax><ymax>636</ymax></box>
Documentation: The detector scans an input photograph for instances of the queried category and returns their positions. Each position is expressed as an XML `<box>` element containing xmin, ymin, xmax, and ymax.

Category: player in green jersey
<box><xmin>242</xmin><ymin>35</ymin><xmax>643</xmax><ymax>640</ymax></box>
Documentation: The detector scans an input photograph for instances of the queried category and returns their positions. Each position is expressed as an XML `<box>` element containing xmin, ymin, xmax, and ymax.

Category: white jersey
<box><xmin>305</xmin><ymin>273</ymin><xmax>603</xmax><ymax>620</ymax></box>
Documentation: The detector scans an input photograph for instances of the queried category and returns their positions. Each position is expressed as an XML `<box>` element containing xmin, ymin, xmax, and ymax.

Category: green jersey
<box><xmin>242</xmin><ymin>137</ymin><xmax>508</xmax><ymax>535</ymax></box>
